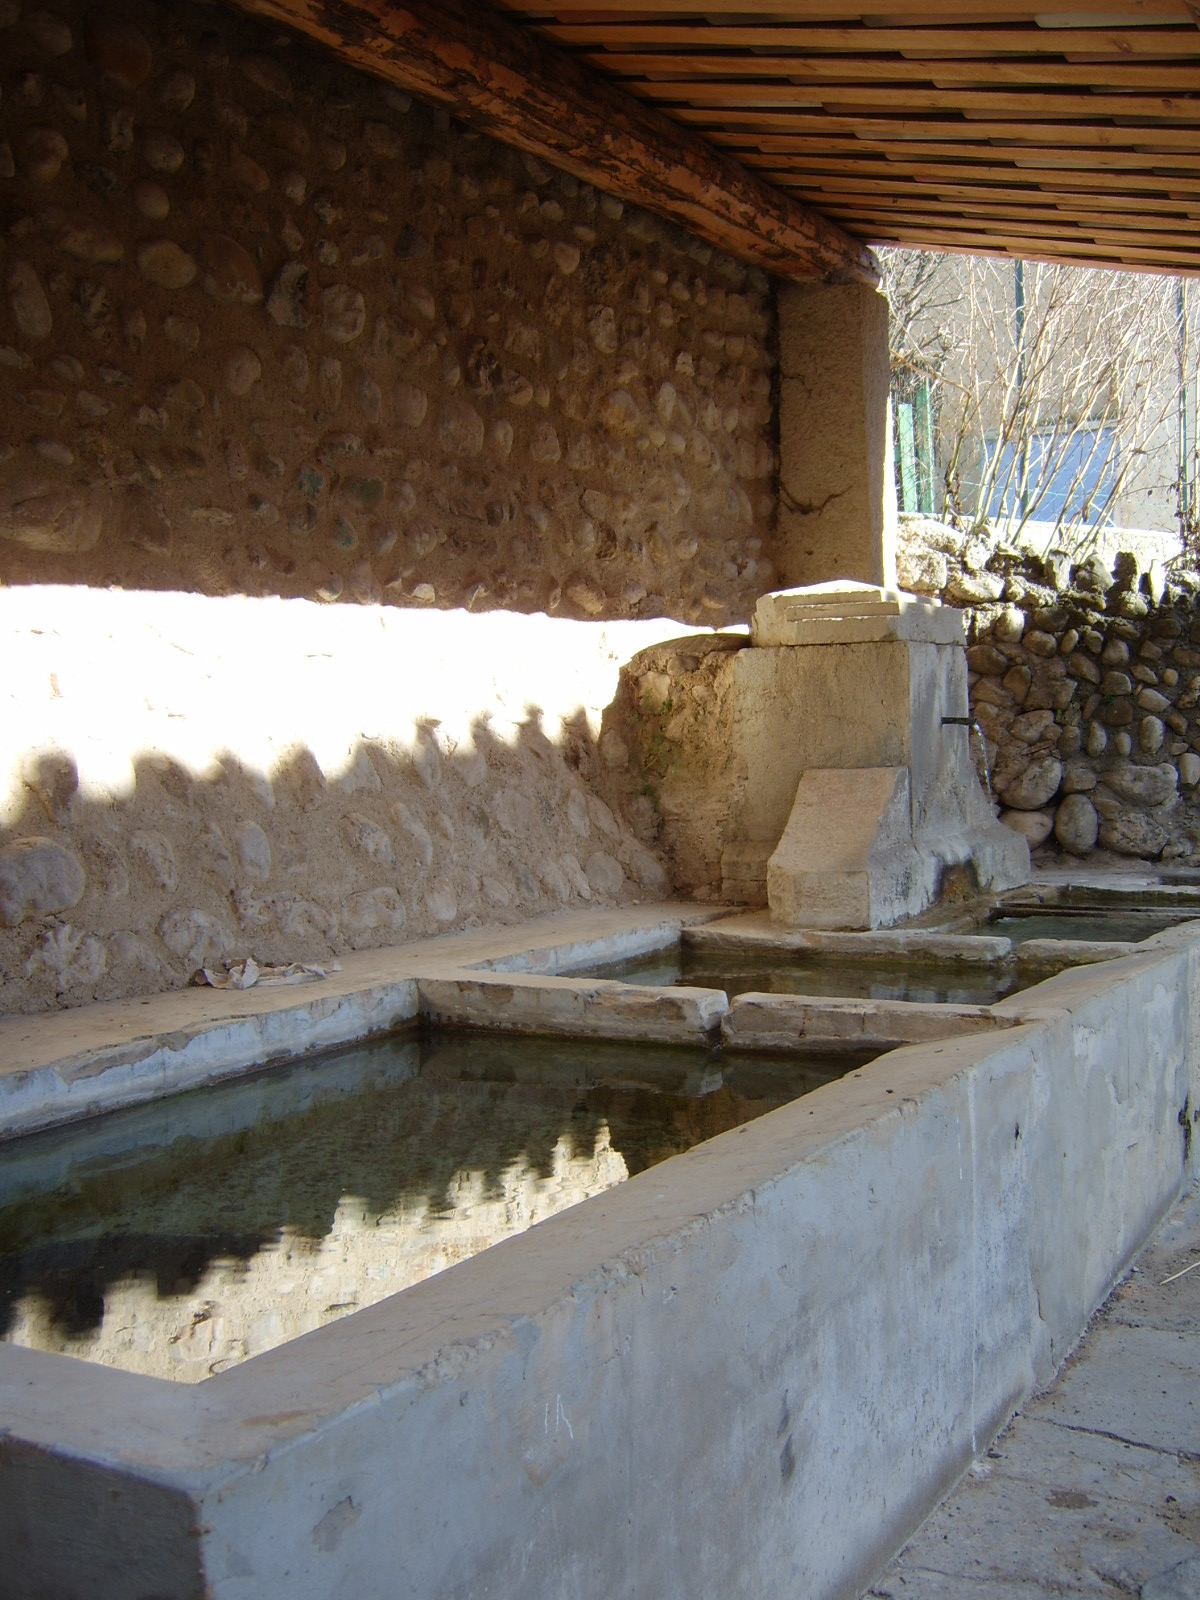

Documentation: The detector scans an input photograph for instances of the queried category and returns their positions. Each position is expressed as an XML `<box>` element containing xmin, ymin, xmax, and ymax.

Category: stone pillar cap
<box><xmin>751</xmin><ymin>581</ymin><xmax>965</xmax><ymax>647</ymax></box>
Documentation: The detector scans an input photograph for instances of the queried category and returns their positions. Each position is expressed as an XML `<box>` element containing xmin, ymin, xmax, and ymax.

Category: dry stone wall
<box><xmin>899</xmin><ymin>515</ymin><xmax>1200</xmax><ymax>864</ymax></box>
<box><xmin>0</xmin><ymin>0</ymin><xmax>777</xmax><ymax>624</ymax></box>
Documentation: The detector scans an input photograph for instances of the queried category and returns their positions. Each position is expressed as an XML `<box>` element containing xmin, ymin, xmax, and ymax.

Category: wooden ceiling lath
<box><xmin>227</xmin><ymin>1</ymin><xmax>1200</xmax><ymax>277</ymax></box>
<box><xmin>496</xmin><ymin>0</ymin><xmax>1200</xmax><ymax>276</ymax></box>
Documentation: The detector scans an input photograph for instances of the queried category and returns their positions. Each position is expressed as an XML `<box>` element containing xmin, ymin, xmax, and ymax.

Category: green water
<box><xmin>0</xmin><ymin>1027</ymin><xmax>868</xmax><ymax>1381</ymax></box>
<box><xmin>986</xmin><ymin>910</ymin><xmax>1189</xmax><ymax>943</ymax></box>
<box><xmin>574</xmin><ymin>948</ymin><xmax>1020</xmax><ymax>1006</ymax></box>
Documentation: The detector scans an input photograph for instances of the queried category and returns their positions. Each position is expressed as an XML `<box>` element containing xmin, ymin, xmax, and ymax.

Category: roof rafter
<box><xmin>222</xmin><ymin>0</ymin><xmax>877</xmax><ymax>283</ymax></box>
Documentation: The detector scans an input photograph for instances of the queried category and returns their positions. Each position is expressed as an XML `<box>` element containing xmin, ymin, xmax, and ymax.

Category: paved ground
<box><xmin>868</xmin><ymin>1182</ymin><xmax>1200</xmax><ymax>1599</ymax></box>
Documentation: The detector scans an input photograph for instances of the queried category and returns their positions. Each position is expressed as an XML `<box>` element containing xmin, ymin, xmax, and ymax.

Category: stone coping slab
<box><xmin>686</xmin><ymin>910</ymin><xmax>1015</xmax><ymax>966</ymax></box>
<box><xmin>751</xmin><ymin>581</ymin><xmax>965</xmax><ymax>647</ymax></box>
<box><xmin>0</xmin><ymin>904</ymin><xmax>716</xmax><ymax>1139</ymax></box>
<box><xmin>722</xmin><ymin>992</ymin><xmax>1013</xmax><ymax>1051</ymax></box>
<box><xmin>416</xmin><ymin>972</ymin><xmax>728</xmax><ymax>1043</ymax></box>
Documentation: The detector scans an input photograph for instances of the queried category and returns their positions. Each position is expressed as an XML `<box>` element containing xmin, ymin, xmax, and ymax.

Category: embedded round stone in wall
<box><xmin>1099</xmin><ymin>697</ymin><xmax>1134</xmax><ymax>728</ymax></box>
<box><xmin>1021</xmin><ymin>630</ymin><xmax>1058</xmax><ymax>659</ymax></box>
<box><xmin>158</xmin><ymin>908</ymin><xmax>233</xmax><ymax>968</ymax></box>
<box><xmin>18</xmin><ymin>126</ymin><xmax>69</xmax><ymax>182</ymax></box>
<box><xmin>585</xmin><ymin>850</ymin><xmax>625</xmax><ymax>897</ymax></box>
<box><xmin>1180</xmin><ymin>752</ymin><xmax>1200</xmax><ymax>789</ymax></box>
<box><xmin>392</xmin><ymin>382</ymin><xmax>427</xmax><ymax>429</ymax></box>
<box><xmin>83</xmin><ymin>10</ymin><xmax>152</xmax><ymax>89</ymax></box>
<box><xmin>8</xmin><ymin>260</ymin><xmax>52</xmax><ymax>338</ymax></box>
<box><xmin>1009</xmin><ymin>709</ymin><xmax>1058</xmax><ymax>746</ymax></box>
<box><xmin>59</xmin><ymin>221</ymin><xmax>124</xmax><ymax>264</ymax></box>
<box><xmin>21</xmin><ymin>747</ymin><xmax>78</xmax><ymax>822</ymax></box>
<box><xmin>0</xmin><ymin>837</ymin><xmax>85</xmax><ymax>926</ymax></box>
<box><xmin>260</xmin><ymin>110</ymin><xmax>309</xmax><ymax>158</ymax></box>
<box><xmin>1098</xmin><ymin>811</ymin><xmax>1169</xmax><ymax>859</ymax></box>
<box><xmin>437</xmin><ymin>399</ymin><xmax>484</xmax><ymax>456</ymax></box>
<box><xmin>263</xmin><ymin>265</ymin><xmax>310</xmax><ymax>342</ymax></box>
<box><xmin>201</xmin><ymin>234</ymin><xmax>263</xmax><ymax>304</ymax></box>
<box><xmin>343</xmin><ymin>813</ymin><xmax>395</xmax><ymax>866</ymax></box>
<box><xmin>1</xmin><ymin>487</ymin><xmax>101</xmax><ymax>552</ymax></box>
<box><xmin>999</xmin><ymin>809</ymin><xmax>1054</xmax><ymax>848</ymax></box>
<box><xmin>229</xmin><ymin>143</ymin><xmax>270</xmax><ymax>194</ymax></box>
<box><xmin>997</xmin><ymin>755</ymin><xmax>1061</xmax><ymax>811</ymax></box>
<box><xmin>240</xmin><ymin>53</ymin><xmax>293</xmax><ymax>101</ymax></box>
<box><xmin>224</xmin><ymin>344</ymin><xmax>262</xmax><ymax>396</ymax></box>
<box><xmin>137</xmin><ymin>240</ymin><xmax>197</xmax><ymax>289</ymax></box>
<box><xmin>1102</xmin><ymin>762</ymin><xmax>1178</xmax><ymax>807</ymax></box>
<box><xmin>142</xmin><ymin>130</ymin><xmax>186</xmax><ymax>177</ymax></box>
<box><xmin>992</xmin><ymin>606</ymin><xmax>1025</xmax><ymax>645</ymax></box>
<box><xmin>235</xmin><ymin>821</ymin><xmax>271</xmax><ymax>883</ymax></box>
<box><xmin>530</xmin><ymin>421</ymin><xmax>561</xmax><ymax>463</ymax></box>
<box><xmin>1054</xmin><ymin>793</ymin><xmax>1099</xmax><ymax>855</ymax></box>
<box><xmin>129</xmin><ymin>829</ymin><xmax>177</xmax><ymax>892</ymax></box>
<box><xmin>133</xmin><ymin>178</ymin><xmax>170</xmax><ymax>221</ymax></box>
<box><xmin>158</xmin><ymin>69</ymin><xmax>195</xmax><ymax>112</ymax></box>
<box><xmin>25</xmin><ymin>11</ymin><xmax>73</xmax><ymax>55</ymax></box>
<box><xmin>321</xmin><ymin>283</ymin><xmax>365</xmax><ymax>342</ymax></box>
<box><xmin>1140</xmin><ymin>715</ymin><xmax>1165</xmax><ymax>755</ymax></box>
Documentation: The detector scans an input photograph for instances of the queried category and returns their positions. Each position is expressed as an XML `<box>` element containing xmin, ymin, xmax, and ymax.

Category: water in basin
<box><xmin>0</xmin><ymin>1026</ymin><xmax>870</xmax><ymax>1383</ymax></box>
<box><xmin>574</xmin><ymin>947</ymin><xmax>1020</xmax><ymax>1006</ymax></box>
<box><xmin>985</xmin><ymin>908</ymin><xmax>1192</xmax><ymax>943</ymax></box>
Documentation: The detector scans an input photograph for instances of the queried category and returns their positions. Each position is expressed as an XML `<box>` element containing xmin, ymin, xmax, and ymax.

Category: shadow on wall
<box><xmin>0</xmin><ymin>712</ymin><xmax>668</xmax><ymax>1015</ymax></box>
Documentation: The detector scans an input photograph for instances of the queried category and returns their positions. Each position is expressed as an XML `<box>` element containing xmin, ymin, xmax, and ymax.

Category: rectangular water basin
<box><xmin>984</xmin><ymin>907</ymin><xmax>1198</xmax><ymax>943</ymax></box>
<box><xmin>0</xmin><ymin>1023</ymin><xmax>871</xmax><ymax>1383</ymax></box>
<box><xmin>570</xmin><ymin>944</ymin><xmax>1022</xmax><ymax>1006</ymax></box>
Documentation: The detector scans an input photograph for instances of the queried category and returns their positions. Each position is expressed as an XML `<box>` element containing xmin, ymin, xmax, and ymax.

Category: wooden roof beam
<box><xmin>222</xmin><ymin>0</ymin><xmax>877</xmax><ymax>284</ymax></box>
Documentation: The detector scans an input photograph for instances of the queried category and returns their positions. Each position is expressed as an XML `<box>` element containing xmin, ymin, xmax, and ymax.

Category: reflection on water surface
<box><xmin>0</xmin><ymin>1027</ymin><xmax>867</xmax><ymax>1382</ymax></box>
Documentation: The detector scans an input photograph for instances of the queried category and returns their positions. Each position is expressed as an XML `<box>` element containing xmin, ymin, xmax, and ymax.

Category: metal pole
<box><xmin>1015</xmin><ymin>258</ymin><xmax>1029</xmax><ymax>520</ymax></box>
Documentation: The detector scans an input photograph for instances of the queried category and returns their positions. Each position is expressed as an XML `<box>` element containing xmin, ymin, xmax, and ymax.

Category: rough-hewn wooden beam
<box><xmin>223</xmin><ymin>0</ymin><xmax>878</xmax><ymax>284</ymax></box>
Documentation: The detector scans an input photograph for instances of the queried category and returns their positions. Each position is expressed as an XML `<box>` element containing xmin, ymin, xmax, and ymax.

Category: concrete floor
<box><xmin>868</xmin><ymin>1181</ymin><xmax>1200</xmax><ymax>1599</ymax></box>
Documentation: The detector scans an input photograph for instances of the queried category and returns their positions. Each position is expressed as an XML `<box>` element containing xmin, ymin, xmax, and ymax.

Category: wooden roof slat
<box><xmin>540</xmin><ymin>23</ymin><xmax>1200</xmax><ymax>58</ymax></box>
<box><xmin>591</xmin><ymin>54</ymin><xmax>1200</xmax><ymax>93</ymax></box>
<box><xmin>225</xmin><ymin>0</ymin><xmax>876</xmax><ymax>282</ymax></box>
<box><xmin>221</xmin><ymin>0</ymin><xmax>1200</xmax><ymax>276</ymax></box>
<box><xmin>496</xmin><ymin>2</ymin><xmax>1199</xmax><ymax>20</ymax></box>
<box><xmin>673</xmin><ymin>110</ymin><xmax>1200</xmax><ymax>148</ymax></box>
<box><xmin>634</xmin><ymin>81</ymin><xmax>1200</xmax><ymax>122</ymax></box>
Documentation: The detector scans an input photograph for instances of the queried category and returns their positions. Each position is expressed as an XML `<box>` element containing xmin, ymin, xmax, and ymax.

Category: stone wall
<box><xmin>0</xmin><ymin>0</ymin><xmax>777</xmax><ymax>625</ymax></box>
<box><xmin>898</xmin><ymin>515</ymin><xmax>1200</xmax><ymax>863</ymax></box>
<box><xmin>0</xmin><ymin>589</ymin><xmax>674</xmax><ymax>1015</ymax></box>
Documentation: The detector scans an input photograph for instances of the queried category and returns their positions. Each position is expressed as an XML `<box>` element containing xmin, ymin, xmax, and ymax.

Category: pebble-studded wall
<box><xmin>0</xmin><ymin>0</ymin><xmax>778</xmax><ymax>623</ymax></box>
<box><xmin>898</xmin><ymin>517</ymin><xmax>1200</xmax><ymax>864</ymax></box>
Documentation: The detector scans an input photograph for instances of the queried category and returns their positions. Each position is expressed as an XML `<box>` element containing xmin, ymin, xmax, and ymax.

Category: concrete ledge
<box><xmin>418</xmin><ymin>972</ymin><xmax>728</xmax><ymax>1043</ymax></box>
<box><xmin>0</xmin><ymin>904</ymin><xmax>711</xmax><ymax>1138</ymax></box>
<box><xmin>721</xmin><ymin>990</ymin><xmax>1011</xmax><ymax>1051</ymax></box>
<box><xmin>3</xmin><ymin>936</ymin><xmax>1197</xmax><ymax>1599</ymax></box>
<box><xmin>1016</xmin><ymin>938</ymin><xmax>1137</xmax><ymax>978</ymax></box>
<box><xmin>687</xmin><ymin>915</ymin><xmax>1014</xmax><ymax>967</ymax></box>
<box><xmin>0</xmin><ymin>977</ymin><xmax>420</xmax><ymax>1141</ymax></box>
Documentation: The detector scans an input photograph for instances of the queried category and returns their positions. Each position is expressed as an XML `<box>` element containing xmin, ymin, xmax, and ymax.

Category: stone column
<box><xmin>776</xmin><ymin>281</ymin><xmax>898</xmax><ymax>590</ymax></box>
